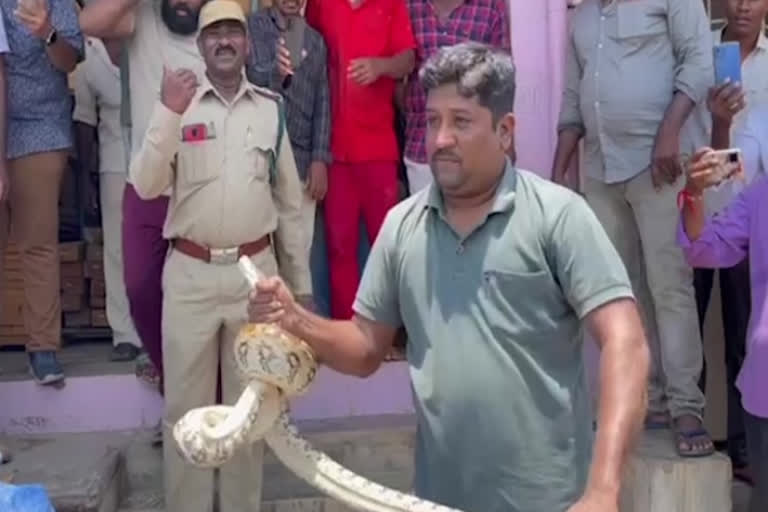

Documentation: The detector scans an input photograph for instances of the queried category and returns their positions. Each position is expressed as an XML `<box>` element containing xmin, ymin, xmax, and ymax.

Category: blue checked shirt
<box><xmin>246</xmin><ymin>8</ymin><xmax>332</xmax><ymax>181</ymax></box>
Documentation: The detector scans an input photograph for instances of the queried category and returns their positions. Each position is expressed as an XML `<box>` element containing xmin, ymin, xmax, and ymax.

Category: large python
<box><xmin>172</xmin><ymin>256</ymin><xmax>463</xmax><ymax>512</ymax></box>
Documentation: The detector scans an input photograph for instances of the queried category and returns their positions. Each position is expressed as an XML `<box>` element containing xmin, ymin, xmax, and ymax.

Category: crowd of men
<box><xmin>0</xmin><ymin>0</ymin><xmax>765</xmax><ymax>511</ymax></box>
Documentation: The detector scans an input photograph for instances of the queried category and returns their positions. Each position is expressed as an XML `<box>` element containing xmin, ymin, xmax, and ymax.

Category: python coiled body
<box><xmin>172</xmin><ymin>257</ymin><xmax>463</xmax><ymax>512</ymax></box>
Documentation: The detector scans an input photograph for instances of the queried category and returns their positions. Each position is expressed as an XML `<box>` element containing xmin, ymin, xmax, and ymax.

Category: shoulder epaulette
<box><xmin>250</xmin><ymin>84</ymin><xmax>284</xmax><ymax>104</ymax></box>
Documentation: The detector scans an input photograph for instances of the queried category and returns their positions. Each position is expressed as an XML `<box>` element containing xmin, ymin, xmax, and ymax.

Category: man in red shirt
<box><xmin>306</xmin><ymin>0</ymin><xmax>416</xmax><ymax>319</ymax></box>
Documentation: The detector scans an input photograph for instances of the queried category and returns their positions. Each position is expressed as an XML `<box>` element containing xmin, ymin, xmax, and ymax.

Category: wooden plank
<box><xmin>90</xmin><ymin>309</ymin><xmax>109</xmax><ymax>328</ymax></box>
<box><xmin>64</xmin><ymin>309</ymin><xmax>91</xmax><ymax>328</ymax></box>
<box><xmin>59</xmin><ymin>241</ymin><xmax>85</xmax><ymax>263</ymax></box>
<box><xmin>61</xmin><ymin>293</ymin><xmax>85</xmax><ymax>313</ymax></box>
<box><xmin>85</xmin><ymin>260</ymin><xmax>104</xmax><ymax>280</ymax></box>
<box><xmin>86</xmin><ymin>244</ymin><xmax>103</xmax><ymax>263</ymax></box>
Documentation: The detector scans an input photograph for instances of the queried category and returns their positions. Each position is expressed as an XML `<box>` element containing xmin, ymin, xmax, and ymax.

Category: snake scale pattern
<box><xmin>172</xmin><ymin>256</ymin><xmax>463</xmax><ymax>512</ymax></box>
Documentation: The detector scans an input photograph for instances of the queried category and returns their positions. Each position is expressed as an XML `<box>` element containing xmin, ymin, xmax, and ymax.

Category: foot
<box><xmin>135</xmin><ymin>352</ymin><xmax>160</xmax><ymax>387</ymax></box>
<box><xmin>645</xmin><ymin>411</ymin><xmax>670</xmax><ymax>430</ymax></box>
<box><xmin>673</xmin><ymin>414</ymin><xmax>715</xmax><ymax>457</ymax></box>
<box><xmin>110</xmin><ymin>342</ymin><xmax>140</xmax><ymax>362</ymax></box>
<box><xmin>28</xmin><ymin>351</ymin><xmax>65</xmax><ymax>386</ymax></box>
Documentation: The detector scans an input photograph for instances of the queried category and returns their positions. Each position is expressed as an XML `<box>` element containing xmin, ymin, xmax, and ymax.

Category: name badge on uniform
<box><xmin>181</xmin><ymin>122</ymin><xmax>217</xmax><ymax>143</ymax></box>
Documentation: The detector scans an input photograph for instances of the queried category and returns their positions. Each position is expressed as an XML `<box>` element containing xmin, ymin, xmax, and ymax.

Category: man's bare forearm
<box><xmin>289</xmin><ymin>308</ymin><xmax>387</xmax><ymax>377</ymax></box>
<box><xmin>378</xmin><ymin>50</ymin><xmax>414</xmax><ymax>80</ymax></box>
<box><xmin>585</xmin><ymin>300</ymin><xmax>649</xmax><ymax>500</ymax></box>
<box><xmin>711</xmin><ymin>117</ymin><xmax>731</xmax><ymax>150</ymax></box>
<box><xmin>45</xmin><ymin>39</ymin><xmax>80</xmax><ymax>73</ymax></box>
<box><xmin>79</xmin><ymin>0</ymin><xmax>139</xmax><ymax>37</ymax></box>
<box><xmin>552</xmin><ymin>128</ymin><xmax>581</xmax><ymax>178</ymax></box>
<box><xmin>682</xmin><ymin>195</ymin><xmax>706</xmax><ymax>241</ymax></box>
<box><xmin>658</xmin><ymin>91</ymin><xmax>695</xmax><ymax>136</ymax></box>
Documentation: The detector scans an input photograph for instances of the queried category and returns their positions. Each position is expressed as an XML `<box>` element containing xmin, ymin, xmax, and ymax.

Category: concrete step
<box><xmin>0</xmin><ymin>431</ymin><xmax>132</xmax><ymax>512</ymax></box>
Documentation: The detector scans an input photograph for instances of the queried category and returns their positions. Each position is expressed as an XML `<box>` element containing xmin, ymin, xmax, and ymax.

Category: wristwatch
<box><xmin>45</xmin><ymin>28</ymin><xmax>58</xmax><ymax>46</ymax></box>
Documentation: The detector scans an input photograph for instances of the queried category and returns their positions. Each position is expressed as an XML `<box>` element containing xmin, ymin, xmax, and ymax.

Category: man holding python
<box><xmin>129</xmin><ymin>1</ymin><xmax>310</xmax><ymax>511</ymax></box>
<box><xmin>248</xmin><ymin>42</ymin><xmax>650</xmax><ymax>512</ymax></box>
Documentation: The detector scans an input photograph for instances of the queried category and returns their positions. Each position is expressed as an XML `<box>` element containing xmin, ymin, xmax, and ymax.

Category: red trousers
<box><xmin>325</xmin><ymin>161</ymin><xmax>399</xmax><ymax>319</ymax></box>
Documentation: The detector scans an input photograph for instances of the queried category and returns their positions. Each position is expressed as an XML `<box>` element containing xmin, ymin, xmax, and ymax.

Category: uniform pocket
<box><xmin>178</xmin><ymin>139</ymin><xmax>223</xmax><ymax>186</ymax></box>
<box><xmin>244</xmin><ymin>139</ymin><xmax>276</xmax><ymax>183</ymax></box>
<box><xmin>616</xmin><ymin>2</ymin><xmax>666</xmax><ymax>39</ymax></box>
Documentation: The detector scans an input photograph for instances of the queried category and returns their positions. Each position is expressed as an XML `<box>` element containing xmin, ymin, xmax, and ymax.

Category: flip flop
<box><xmin>675</xmin><ymin>427</ymin><xmax>715</xmax><ymax>458</ymax></box>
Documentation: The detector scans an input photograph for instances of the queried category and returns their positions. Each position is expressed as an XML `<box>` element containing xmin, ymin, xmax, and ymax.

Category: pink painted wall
<box><xmin>0</xmin><ymin>1</ymin><xmax>581</xmax><ymax>436</ymax></box>
<box><xmin>509</xmin><ymin>0</ymin><xmax>569</xmax><ymax>178</ymax></box>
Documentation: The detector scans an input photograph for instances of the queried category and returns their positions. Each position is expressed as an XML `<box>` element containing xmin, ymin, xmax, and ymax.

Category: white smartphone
<box><xmin>709</xmin><ymin>148</ymin><xmax>744</xmax><ymax>185</ymax></box>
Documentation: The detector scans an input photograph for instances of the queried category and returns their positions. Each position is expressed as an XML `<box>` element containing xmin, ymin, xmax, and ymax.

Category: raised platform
<box><xmin>0</xmin><ymin>342</ymin><xmax>414</xmax><ymax>434</ymax></box>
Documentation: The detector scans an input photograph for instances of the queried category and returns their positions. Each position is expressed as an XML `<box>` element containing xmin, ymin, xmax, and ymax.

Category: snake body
<box><xmin>172</xmin><ymin>257</ymin><xmax>463</xmax><ymax>512</ymax></box>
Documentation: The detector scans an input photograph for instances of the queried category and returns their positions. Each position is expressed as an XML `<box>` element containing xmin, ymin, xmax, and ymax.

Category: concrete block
<box><xmin>0</xmin><ymin>432</ymin><xmax>130</xmax><ymax>512</ymax></box>
<box><xmin>619</xmin><ymin>431</ymin><xmax>732</xmax><ymax>512</ymax></box>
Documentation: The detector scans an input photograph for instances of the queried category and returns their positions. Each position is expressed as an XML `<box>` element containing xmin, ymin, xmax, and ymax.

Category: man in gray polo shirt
<box><xmin>248</xmin><ymin>42</ymin><xmax>650</xmax><ymax>512</ymax></box>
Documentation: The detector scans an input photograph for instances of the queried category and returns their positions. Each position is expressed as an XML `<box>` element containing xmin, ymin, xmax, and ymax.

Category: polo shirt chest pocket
<box><xmin>481</xmin><ymin>267</ymin><xmax>569</xmax><ymax>336</ymax></box>
<box><xmin>616</xmin><ymin>1</ymin><xmax>667</xmax><ymax>40</ymax></box>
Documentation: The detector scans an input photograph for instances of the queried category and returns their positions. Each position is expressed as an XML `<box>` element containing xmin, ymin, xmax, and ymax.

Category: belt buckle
<box><xmin>209</xmin><ymin>247</ymin><xmax>239</xmax><ymax>265</ymax></box>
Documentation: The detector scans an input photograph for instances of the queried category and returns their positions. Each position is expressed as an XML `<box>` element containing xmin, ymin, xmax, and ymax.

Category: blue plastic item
<box><xmin>0</xmin><ymin>482</ymin><xmax>56</xmax><ymax>512</ymax></box>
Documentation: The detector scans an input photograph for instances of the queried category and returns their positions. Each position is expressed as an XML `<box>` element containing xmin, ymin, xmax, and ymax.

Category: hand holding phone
<box><xmin>686</xmin><ymin>148</ymin><xmax>744</xmax><ymax>193</ymax></box>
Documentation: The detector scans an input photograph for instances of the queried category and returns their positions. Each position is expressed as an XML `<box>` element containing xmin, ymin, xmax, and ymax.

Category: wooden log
<box><xmin>619</xmin><ymin>431</ymin><xmax>732</xmax><ymax>512</ymax></box>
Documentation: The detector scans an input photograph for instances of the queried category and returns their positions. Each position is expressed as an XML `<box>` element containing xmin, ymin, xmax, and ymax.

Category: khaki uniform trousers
<box><xmin>161</xmin><ymin>246</ymin><xmax>279</xmax><ymax>512</ymax></box>
<box><xmin>584</xmin><ymin>169</ymin><xmax>705</xmax><ymax>420</ymax></box>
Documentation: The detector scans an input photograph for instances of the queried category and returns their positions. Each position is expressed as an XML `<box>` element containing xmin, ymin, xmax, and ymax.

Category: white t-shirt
<box><xmin>125</xmin><ymin>0</ymin><xmax>206</xmax><ymax>192</ymax></box>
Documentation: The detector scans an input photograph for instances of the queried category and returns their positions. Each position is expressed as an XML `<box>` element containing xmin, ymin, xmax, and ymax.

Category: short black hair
<box><xmin>418</xmin><ymin>42</ymin><xmax>516</xmax><ymax>123</ymax></box>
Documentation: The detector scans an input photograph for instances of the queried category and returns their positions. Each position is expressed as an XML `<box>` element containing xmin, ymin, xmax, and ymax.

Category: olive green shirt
<box><xmin>353</xmin><ymin>162</ymin><xmax>634</xmax><ymax>512</ymax></box>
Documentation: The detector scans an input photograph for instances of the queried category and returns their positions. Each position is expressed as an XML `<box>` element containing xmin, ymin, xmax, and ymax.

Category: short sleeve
<box><xmin>389</xmin><ymin>0</ymin><xmax>416</xmax><ymax>55</ymax></box>
<box><xmin>0</xmin><ymin>10</ymin><xmax>9</xmax><ymax>54</ymax></box>
<box><xmin>549</xmin><ymin>194</ymin><xmax>635</xmax><ymax>319</ymax></box>
<box><xmin>51</xmin><ymin>0</ymin><xmax>85</xmax><ymax>59</ymax></box>
<box><xmin>352</xmin><ymin>210</ymin><xmax>403</xmax><ymax>328</ymax></box>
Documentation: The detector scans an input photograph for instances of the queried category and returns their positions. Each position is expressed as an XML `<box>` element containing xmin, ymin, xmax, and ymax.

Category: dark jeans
<box><xmin>694</xmin><ymin>260</ymin><xmax>750</xmax><ymax>461</ymax></box>
<box><xmin>744</xmin><ymin>411</ymin><xmax>768</xmax><ymax>512</ymax></box>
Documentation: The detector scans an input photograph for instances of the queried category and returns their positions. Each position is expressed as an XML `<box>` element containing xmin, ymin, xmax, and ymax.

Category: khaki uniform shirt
<box><xmin>72</xmin><ymin>37</ymin><xmax>125</xmax><ymax>174</ymax></box>
<box><xmin>129</xmin><ymin>75</ymin><xmax>312</xmax><ymax>296</ymax></box>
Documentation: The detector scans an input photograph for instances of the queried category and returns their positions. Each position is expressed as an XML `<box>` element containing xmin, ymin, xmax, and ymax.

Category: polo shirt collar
<box><xmin>426</xmin><ymin>158</ymin><xmax>517</xmax><ymax>214</ymax></box>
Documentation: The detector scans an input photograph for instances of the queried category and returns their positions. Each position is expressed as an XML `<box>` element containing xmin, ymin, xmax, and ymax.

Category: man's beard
<box><xmin>161</xmin><ymin>0</ymin><xmax>200</xmax><ymax>35</ymax></box>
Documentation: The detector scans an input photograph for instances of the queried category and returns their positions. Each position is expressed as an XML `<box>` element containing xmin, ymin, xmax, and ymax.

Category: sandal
<box><xmin>673</xmin><ymin>416</ymin><xmax>715</xmax><ymax>458</ymax></box>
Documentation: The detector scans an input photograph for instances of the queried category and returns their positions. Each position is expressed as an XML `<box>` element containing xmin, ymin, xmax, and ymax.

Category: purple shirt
<box><xmin>678</xmin><ymin>176</ymin><xmax>768</xmax><ymax>419</ymax></box>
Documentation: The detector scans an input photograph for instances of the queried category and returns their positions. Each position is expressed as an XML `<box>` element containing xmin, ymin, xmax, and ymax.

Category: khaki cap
<box><xmin>198</xmin><ymin>0</ymin><xmax>247</xmax><ymax>32</ymax></box>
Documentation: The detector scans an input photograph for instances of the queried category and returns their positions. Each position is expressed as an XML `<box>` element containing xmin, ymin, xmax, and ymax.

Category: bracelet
<box><xmin>677</xmin><ymin>189</ymin><xmax>702</xmax><ymax>210</ymax></box>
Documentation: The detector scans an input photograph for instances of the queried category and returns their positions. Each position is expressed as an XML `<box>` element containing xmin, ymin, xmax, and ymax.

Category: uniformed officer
<box><xmin>128</xmin><ymin>1</ymin><xmax>311</xmax><ymax>511</ymax></box>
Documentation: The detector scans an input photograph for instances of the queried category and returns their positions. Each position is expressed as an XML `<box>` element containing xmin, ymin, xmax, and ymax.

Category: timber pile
<box><xmin>0</xmin><ymin>237</ymin><xmax>110</xmax><ymax>347</ymax></box>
